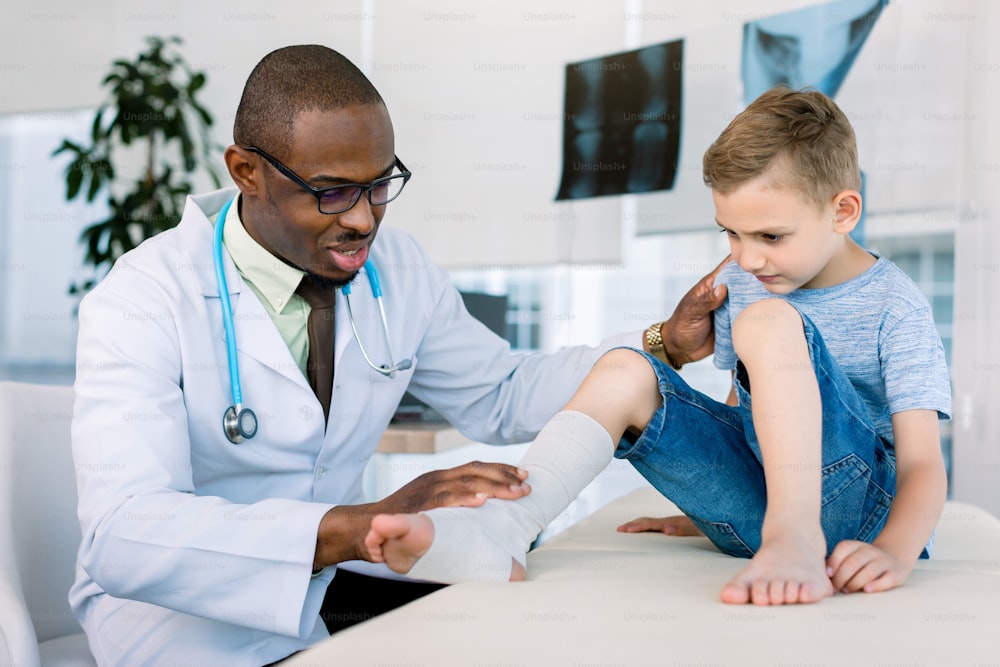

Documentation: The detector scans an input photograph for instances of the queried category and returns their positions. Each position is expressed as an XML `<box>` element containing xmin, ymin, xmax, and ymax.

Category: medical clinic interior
<box><xmin>2</xmin><ymin>1</ymin><xmax>999</xmax><ymax>666</ymax></box>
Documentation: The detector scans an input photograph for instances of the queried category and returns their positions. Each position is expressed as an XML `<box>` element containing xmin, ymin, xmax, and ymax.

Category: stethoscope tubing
<box><xmin>213</xmin><ymin>195</ymin><xmax>410</xmax><ymax>443</ymax></box>
<box><xmin>214</xmin><ymin>197</ymin><xmax>245</xmax><ymax>408</ymax></box>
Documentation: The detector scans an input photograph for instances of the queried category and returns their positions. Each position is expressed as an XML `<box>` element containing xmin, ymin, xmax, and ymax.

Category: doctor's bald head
<box><xmin>233</xmin><ymin>45</ymin><xmax>384</xmax><ymax>156</ymax></box>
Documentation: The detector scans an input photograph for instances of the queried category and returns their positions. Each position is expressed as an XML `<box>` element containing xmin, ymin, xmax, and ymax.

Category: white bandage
<box><xmin>407</xmin><ymin>411</ymin><xmax>614</xmax><ymax>583</ymax></box>
<box><xmin>406</xmin><ymin>506</ymin><xmax>515</xmax><ymax>583</ymax></box>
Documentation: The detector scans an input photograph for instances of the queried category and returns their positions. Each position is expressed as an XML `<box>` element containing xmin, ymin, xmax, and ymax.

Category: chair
<box><xmin>0</xmin><ymin>381</ymin><xmax>96</xmax><ymax>666</ymax></box>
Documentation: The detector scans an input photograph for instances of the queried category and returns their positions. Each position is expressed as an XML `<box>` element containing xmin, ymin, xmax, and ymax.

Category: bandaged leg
<box><xmin>405</xmin><ymin>410</ymin><xmax>614</xmax><ymax>583</ymax></box>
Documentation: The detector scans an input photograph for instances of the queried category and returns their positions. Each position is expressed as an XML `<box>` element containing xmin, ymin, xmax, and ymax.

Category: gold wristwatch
<box><xmin>645</xmin><ymin>322</ymin><xmax>682</xmax><ymax>370</ymax></box>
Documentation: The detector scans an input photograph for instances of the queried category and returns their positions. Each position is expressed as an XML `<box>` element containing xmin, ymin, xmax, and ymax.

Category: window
<box><xmin>451</xmin><ymin>268</ymin><xmax>544</xmax><ymax>351</ymax></box>
<box><xmin>878</xmin><ymin>241</ymin><xmax>954</xmax><ymax>367</ymax></box>
<box><xmin>0</xmin><ymin>109</ymin><xmax>104</xmax><ymax>383</ymax></box>
<box><xmin>869</xmin><ymin>233</ymin><xmax>956</xmax><ymax>485</ymax></box>
<box><xmin>503</xmin><ymin>278</ymin><xmax>543</xmax><ymax>350</ymax></box>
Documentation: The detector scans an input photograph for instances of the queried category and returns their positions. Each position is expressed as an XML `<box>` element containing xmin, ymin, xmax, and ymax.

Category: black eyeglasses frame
<box><xmin>242</xmin><ymin>146</ymin><xmax>411</xmax><ymax>215</ymax></box>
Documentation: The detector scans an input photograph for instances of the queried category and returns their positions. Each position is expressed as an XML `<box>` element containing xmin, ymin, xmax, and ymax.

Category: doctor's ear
<box><xmin>224</xmin><ymin>146</ymin><xmax>262</xmax><ymax>196</ymax></box>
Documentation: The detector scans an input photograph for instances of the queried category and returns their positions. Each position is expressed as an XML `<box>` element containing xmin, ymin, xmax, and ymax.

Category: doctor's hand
<box><xmin>378</xmin><ymin>460</ymin><xmax>531</xmax><ymax>514</ymax></box>
<box><xmin>314</xmin><ymin>461</ymin><xmax>529</xmax><ymax>568</ymax></box>
<box><xmin>660</xmin><ymin>255</ymin><xmax>730</xmax><ymax>368</ymax></box>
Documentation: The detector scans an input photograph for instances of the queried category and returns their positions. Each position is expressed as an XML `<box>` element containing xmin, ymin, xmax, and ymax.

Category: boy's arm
<box><xmin>827</xmin><ymin>409</ymin><xmax>947</xmax><ymax>593</ymax></box>
<box><xmin>872</xmin><ymin>409</ymin><xmax>948</xmax><ymax>559</ymax></box>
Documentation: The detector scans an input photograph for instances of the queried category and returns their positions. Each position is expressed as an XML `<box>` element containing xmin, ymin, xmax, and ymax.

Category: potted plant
<box><xmin>53</xmin><ymin>35</ymin><xmax>221</xmax><ymax>295</ymax></box>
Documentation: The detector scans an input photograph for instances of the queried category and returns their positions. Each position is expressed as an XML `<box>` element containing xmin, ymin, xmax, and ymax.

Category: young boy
<box><xmin>364</xmin><ymin>87</ymin><xmax>951</xmax><ymax>606</ymax></box>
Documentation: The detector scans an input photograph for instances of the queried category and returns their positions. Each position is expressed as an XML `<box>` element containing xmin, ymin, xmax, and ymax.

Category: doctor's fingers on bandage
<box><xmin>380</xmin><ymin>461</ymin><xmax>531</xmax><ymax>514</ymax></box>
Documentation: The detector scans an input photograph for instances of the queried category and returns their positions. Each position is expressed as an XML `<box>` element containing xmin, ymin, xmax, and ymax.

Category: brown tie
<box><xmin>296</xmin><ymin>275</ymin><xmax>337</xmax><ymax>422</ymax></box>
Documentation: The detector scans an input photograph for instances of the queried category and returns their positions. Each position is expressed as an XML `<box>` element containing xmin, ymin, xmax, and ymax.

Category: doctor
<box><xmin>70</xmin><ymin>44</ymin><xmax>726</xmax><ymax>666</ymax></box>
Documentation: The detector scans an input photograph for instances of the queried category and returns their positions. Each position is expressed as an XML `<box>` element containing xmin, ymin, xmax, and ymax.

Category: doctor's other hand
<box><xmin>617</xmin><ymin>515</ymin><xmax>705</xmax><ymax>537</ymax></box>
<box><xmin>661</xmin><ymin>255</ymin><xmax>730</xmax><ymax>367</ymax></box>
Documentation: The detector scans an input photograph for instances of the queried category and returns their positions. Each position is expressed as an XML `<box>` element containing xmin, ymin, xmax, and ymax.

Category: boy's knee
<box><xmin>594</xmin><ymin>348</ymin><xmax>654</xmax><ymax>378</ymax></box>
<box><xmin>732</xmin><ymin>300</ymin><xmax>804</xmax><ymax>354</ymax></box>
<box><xmin>577</xmin><ymin>348</ymin><xmax>660</xmax><ymax>429</ymax></box>
<box><xmin>585</xmin><ymin>348</ymin><xmax>657</xmax><ymax>400</ymax></box>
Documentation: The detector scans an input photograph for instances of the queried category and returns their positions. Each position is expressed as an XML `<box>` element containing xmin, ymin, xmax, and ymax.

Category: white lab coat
<box><xmin>70</xmin><ymin>188</ymin><xmax>638</xmax><ymax>666</ymax></box>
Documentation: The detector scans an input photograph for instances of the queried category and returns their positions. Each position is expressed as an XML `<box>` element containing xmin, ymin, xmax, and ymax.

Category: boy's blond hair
<box><xmin>702</xmin><ymin>87</ymin><xmax>861</xmax><ymax>209</ymax></box>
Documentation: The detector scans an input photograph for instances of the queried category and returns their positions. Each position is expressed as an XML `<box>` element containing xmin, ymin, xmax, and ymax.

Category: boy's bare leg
<box><xmin>364</xmin><ymin>349</ymin><xmax>661</xmax><ymax>583</ymax></box>
<box><xmin>722</xmin><ymin>299</ymin><xmax>833</xmax><ymax>605</ymax></box>
<box><xmin>562</xmin><ymin>348</ymin><xmax>665</xmax><ymax>449</ymax></box>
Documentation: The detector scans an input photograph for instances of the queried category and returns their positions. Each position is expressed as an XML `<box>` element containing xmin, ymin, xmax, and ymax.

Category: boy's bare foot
<box><xmin>720</xmin><ymin>527</ymin><xmax>833</xmax><ymax>605</ymax></box>
<box><xmin>365</xmin><ymin>513</ymin><xmax>434</xmax><ymax>575</ymax></box>
<box><xmin>365</xmin><ymin>513</ymin><xmax>528</xmax><ymax>581</ymax></box>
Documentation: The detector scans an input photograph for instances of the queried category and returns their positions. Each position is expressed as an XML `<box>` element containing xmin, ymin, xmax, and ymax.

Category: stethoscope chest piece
<box><xmin>223</xmin><ymin>405</ymin><xmax>258</xmax><ymax>444</ymax></box>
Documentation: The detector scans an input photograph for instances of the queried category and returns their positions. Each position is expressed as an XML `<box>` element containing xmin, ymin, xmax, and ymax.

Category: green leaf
<box><xmin>190</xmin><ymin>100</ymin><xmax>213</xmax><ymax>127</ymax></box>
<box><xmin>51</xmin><ymin>139</ymin><xmax>82</xmax><ymax>158</ymax></box>
<box><xmin>66</xmin><ymin>162</ymin><xmax>84</xmax><ymax>200</ymax></box>
<box><xmin>90</xmin><ymin>110</ymin><xmax>105</xmax><ymax>143</ymax></box>
<box><xmin>177</xmin><ymin>120</ymin><xmax>195</xmax><ymax>171</ymax></box>
<box><xmin>188</xmin><ymin>72</ymin><xmax>205</xmax><ymax>94</ymax></box>
<box><xmin>86</xmin><ymin>162</ymin><xmax>107</xmax><ymax>201</ymax></box>
<box><xmin>80</xmin><ymin>220</ymin><xmax>108</xmax><ymax>265</ymax></box>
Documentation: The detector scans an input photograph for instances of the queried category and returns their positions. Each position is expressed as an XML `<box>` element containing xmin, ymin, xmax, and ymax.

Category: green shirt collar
<box><xmin>221</xmin><ymin>196</ymin><xmax>304</xmax><ymax>314</ymax></box>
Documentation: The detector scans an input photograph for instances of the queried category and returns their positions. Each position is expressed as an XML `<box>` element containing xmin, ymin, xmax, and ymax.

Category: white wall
<box><xmin>0</xmin><ymin>0</ymin><xmax>368</xmax><ymax>173</ymax></box>
<box><xmin>1</xmin><ymin>0</ymin><xmax>975</xmax><ymax>261</ymax></box>
<box><xmin>0</xmin><ymin>0</ymin><xmax>808</xmax><ymax>373</ymax></box>
<box><xmin>0</xmin><ymin>0</ymin><xmax>821</xmax><ymax>270</ymax></box>
<box><xmin>951</xmin><ymin>0</ymin><xmax>1000</xmax><ymax>516</ymax></box>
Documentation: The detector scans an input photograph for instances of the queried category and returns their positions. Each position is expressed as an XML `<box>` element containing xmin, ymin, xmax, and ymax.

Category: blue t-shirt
<box><xmin>713</xmin><ymin>255</ymin><xmax>952</xmax><ymax>448</ymax></box>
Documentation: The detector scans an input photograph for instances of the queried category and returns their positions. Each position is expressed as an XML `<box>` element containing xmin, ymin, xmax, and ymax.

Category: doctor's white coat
<box><xmin>69</xmin><ymin>188</ymin><xmax>637</xmax><ymax>666</ymax></box>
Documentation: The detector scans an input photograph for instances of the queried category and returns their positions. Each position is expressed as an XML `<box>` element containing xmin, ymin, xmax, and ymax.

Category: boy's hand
<box><xmin>616</xmin><ymin>515</ymin><xmax>704</xmax><ymax>537</ymax></box>
<box><xmin>826</xmin><ymin>540</ymin><xmax>912</xmax><ymax>594</ymax></box>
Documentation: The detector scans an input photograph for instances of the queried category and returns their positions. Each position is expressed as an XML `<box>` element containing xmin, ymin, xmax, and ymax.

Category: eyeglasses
<box><xmin>242</xmin><ymin>146</ymin><xmax>412</xmax><ymax>215</ymax></box>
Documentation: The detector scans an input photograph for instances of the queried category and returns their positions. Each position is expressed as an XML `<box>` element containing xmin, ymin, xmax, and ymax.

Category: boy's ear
<box><xmin>831</xmin><ymin>190</ymin><xmax>863</xmax><ymax>234</ymax></box>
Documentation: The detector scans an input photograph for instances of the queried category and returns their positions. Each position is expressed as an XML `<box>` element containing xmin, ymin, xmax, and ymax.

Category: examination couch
<box><xmin>287</xmin><ymin>487</ymin><xmax>1000</xmax><ymax>667</ymax></box>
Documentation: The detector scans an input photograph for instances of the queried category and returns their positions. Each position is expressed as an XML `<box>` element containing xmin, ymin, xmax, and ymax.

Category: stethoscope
<box><xmin>213</xmin><ymin>196</ymin><xmax>412</xmax><ymax>444</ymax></box>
